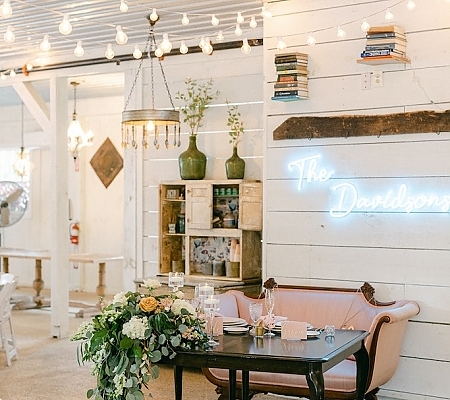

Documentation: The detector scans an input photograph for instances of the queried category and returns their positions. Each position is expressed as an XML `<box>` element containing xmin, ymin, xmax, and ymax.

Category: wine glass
<box><xmin>249</xmin><ymin>302</ymin><xmax>263</xmax><ymax>335</ymax></box>
<box><xmin>264</xmin><ymin>289</ymin><xmax>275</xmax><ymax>337</ymax></box>
<box><xmin>168</xmin><ymin>272</ymin><xmax>184</xmax><ymax>292</ymax></box>
<box><xmin>197</xmin><ymin>282</ymin><xmax>214</xmax><ymax>313</ymax></box>
<box><xmin>204</xmin><ymin>294</ymin><xmax>220</xmax><ymax>347</ymax></box>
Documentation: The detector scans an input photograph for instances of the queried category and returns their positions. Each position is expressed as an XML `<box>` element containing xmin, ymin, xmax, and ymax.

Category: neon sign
<box><xmin>288</xmin><ymin>155</ymin><xmax>450</xmax><ymax>218</ymax></box>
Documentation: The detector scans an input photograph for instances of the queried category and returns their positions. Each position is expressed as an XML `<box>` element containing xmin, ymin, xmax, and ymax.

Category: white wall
<box><xmin>263</xmin><ymin>1</ymin><xmax>449</xmax><ymax>399</ymax></box>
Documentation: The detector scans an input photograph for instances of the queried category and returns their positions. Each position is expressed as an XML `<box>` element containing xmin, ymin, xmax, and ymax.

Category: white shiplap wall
<box><xmin>263</xmin><ymin>1</ymin><xmax>449</xmax><ymax>399</ymax></box>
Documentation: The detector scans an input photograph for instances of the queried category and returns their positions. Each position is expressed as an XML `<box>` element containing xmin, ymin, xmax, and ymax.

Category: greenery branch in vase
<box><xmin>225</xmin><ymin>101</ymin><xmax>245</xmax><ymax>179</ymax></box>
<box><xmin>71</xmin><ymin>279</ymin><xmax>208</xmax><ymax>400</ymax></box>
<box><xmin>176</xmin><ymin>78</ymin><xmax>219</xmax><ymax>180</ymax></box>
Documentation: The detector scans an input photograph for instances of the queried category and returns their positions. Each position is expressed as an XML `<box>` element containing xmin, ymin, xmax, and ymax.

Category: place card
<box><xmin>281</xmin><ymin>321</ymin><xmax>308</xmax><ymax>340</ymax></box>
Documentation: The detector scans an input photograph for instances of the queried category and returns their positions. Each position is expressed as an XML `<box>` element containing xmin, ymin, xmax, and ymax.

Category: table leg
<box><xmin>229</xmin><ymin>370</ymin><xmax>236</xmax><ymax>400</ymax></box>
<box><xmin>242</xmin><ymin>370</ymin><xmax>249</xmax><ymax>400</ymax></box>
<box><xmin>354</xmin><ymin>343</ymin><xmax>370</xmax><ymax>400</ymax></box>
<box><xmin>32</xmin><ymin>259</ymin><xmax>44</xmax><ymax>307</ymax></box>
<box><xmin>306</xmin><ymin>364</ymin><xmax>325</xmax><ymax>400</ymax></box>
<box><xmin>2</xmin><ymin>256</ymin><xmax>8</xmax><ymax>273</ymax></box>
<box><xmin>96</xmin><ymin>262</ymin><xmax>106</xmax><ymax>298</ymax></box>
<box><xmin>174</xmin><ymin>365</ymin><xmax>183</xmax><ymax>400</ymax></box>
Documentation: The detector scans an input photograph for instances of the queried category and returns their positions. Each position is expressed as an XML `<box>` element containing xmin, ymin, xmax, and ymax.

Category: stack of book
<box><xmin>358</xmin><ymin>25</ymin><xmax>409</xmax><ymax>64</ymax></box>
<box><xmin>272</xmin><ymin>52</ymin><xmax>308</xmax><ymax>101</ymax></box>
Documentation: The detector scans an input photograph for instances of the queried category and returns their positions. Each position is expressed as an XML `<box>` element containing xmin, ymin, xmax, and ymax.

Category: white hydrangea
<box><xmin>70</xmin><ymin>320</ymin><xmax>94</xmax><ymax>340</ymax></box>
<box><xmin>142</xmin><ymin>278</ymin><xmax>161</xmax><ymax>291</ymax></box>
<box><xmin>113</xmin><ymin>372</ymin><xmax>126</xmax><ymax>397</ymax></box>
<box><xmin>171</xmin><ymin>299</ymin><xmax>195</xmax><ymax>316</ymax></box>
<box><xmin>112</xmin><ymin>291</ymin><xmax>128</xmax><ymax>305</ymax></box>
<box><xmin>174</xmin><ymin>290</ymin><xmax>184</xmax><ymax>299</ymax></box>
<box><xmin>122</xmin><ymin>316</ymin><xmax>148</xmax><ymax>340</ymax></box>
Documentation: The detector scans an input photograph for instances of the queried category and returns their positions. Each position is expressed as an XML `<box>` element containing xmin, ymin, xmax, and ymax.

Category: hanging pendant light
<box><xmin>13</xmin><ymin>102</ymin><xmax>33</xmax><ymax>179</ymax></box>
<box><xmin>121</xmin><ymin>15</ymin><xmax>180</xmax><ymax>150</ymax></box>
<box><xmin>67</xmin><ymin>82</ymin><xmax>94</xmax><ymax>166</ymax></box>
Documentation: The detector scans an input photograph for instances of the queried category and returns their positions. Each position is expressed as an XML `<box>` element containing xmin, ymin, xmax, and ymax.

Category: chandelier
<box><xmin>121</xmin><ymin>16</ymin><xmax>180</xmax><ymax>150</ymax></box>
<box><xmin>67</xmin><ymin>81</ymin><xmax>94</xmax><ymax>163</ymax></box>
<box><xmin>13</xmin><ymin>102</ymin><xmax>33</xmax><ymax>179</ymax></box>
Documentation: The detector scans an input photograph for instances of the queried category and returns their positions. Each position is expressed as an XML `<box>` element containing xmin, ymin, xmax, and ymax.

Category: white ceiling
<box><xmin>0</xmin><ymin>0</ymin><xmax>264</xmax><ymax>106</ymax></box>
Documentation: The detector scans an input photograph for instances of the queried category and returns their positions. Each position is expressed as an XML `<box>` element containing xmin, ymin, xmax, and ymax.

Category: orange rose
<box><xmin>139</xmin><ymin>296</ymin><xmax>158</xmax><ymax>312</ymax></box>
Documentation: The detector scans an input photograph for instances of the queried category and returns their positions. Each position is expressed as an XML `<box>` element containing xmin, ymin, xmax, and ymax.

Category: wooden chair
<box><xmin>0</xmin><ymin>278</ymin><xmax>18</xmax><ymax>366</ymax></box>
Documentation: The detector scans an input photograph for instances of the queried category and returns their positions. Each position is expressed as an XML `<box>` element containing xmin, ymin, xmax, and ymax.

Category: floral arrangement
<box><xmin>71</xmin><ymin>279</ymin><xmax>208</xmax><ymax>400</ymax></box>
<box><xmin>176</xmin><ymin>78</ymin><xmax>219</xmax><ymax>137</ymax></box>
<box><xmin>226</xmin><ymin>101</ymin><xmax>245</xmax><ymax>147</ymax></box>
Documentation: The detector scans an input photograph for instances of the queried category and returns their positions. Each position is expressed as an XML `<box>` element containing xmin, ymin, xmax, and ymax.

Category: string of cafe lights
<box><xmin>0</xmin><ymin>1</ymin><xmax>270</xmax><ymax>78</ymax></box>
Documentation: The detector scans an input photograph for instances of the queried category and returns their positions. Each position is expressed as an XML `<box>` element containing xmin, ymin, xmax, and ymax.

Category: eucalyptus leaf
<box><xmin>150</xmin><ymin>350</ymin><xmax>161</xmax><ymax>363</ymax></box>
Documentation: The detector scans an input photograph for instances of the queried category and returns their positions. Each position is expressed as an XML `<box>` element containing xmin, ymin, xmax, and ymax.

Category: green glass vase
<box><xmin>225</xmin><ymin>146</ymin><xmax>245</xmax><ymax>179</ymax></box>
<box><xmin>178</xmin><ymin>135</ymin><xmax>207</xmax><ymax>180</ymax></box>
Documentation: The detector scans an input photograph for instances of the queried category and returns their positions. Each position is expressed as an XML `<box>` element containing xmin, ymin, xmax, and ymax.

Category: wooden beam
<box><xmin>273</xmin><ymin>110</ymin><xmax>450</xmax><ymax>140</ymax></box>
<box><xmin>12</xmin><ymin>81</ymin><xmax>51</xmax><ymax>133</ymax></box>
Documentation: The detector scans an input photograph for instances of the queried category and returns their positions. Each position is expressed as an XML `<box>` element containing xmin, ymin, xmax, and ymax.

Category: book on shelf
<box><xmin>361</xmin><ymin>49</ymin><xmax>405</xmax><ymax>57</ymax></box>
<box><xmin>273</xmin><ymin>89</ymin><xmax>308</xmax><ymax>97</ymax></box>
<box><xmin>365</xmin><ymin>37</ymin><xmax>406</xmax><ymax>46</ymax></box>
<box><xmin>276</xmin><ymin>68</ymin><xmax>308</xmax><ymax>75</ymax></box>
<box><xmin>366</xmin><ymin>32</ymin><xmax>406</xmax><ymax>40</ymax></box>
<box><xmin>276</xmin><ymin>62</ymin><xmax>308</xmax><ymax>70</ymax></box>
<box><xmin>277</xmin><ymin>75</ymin><xmax>308</xmax><ymax>83</ymax></box>
<box><xmin>274</xmin><ymin>82</ymin><xmax>308</xmax><ymax>89</ymax></box>
<box><xmin>275</xmin><ymin>52</ymin><xmax>308</xmax><ymax>61</ymax></box>
<box><xmin>271</xmin><ymin>95</ymin><xmax>308</xmax><ymax>102</ymax></box>
<box><xmin>365</xmin><ymin>43</ymin><xmax>406</xmax><ymax>52</ymax></box>
<box><xmin>367</xmin><ymin>25</ymin><xmax>404</xmax><ymax>34</ymax></box>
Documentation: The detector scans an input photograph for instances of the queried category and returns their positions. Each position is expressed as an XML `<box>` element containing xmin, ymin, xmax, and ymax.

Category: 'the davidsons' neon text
<box><xmin>288</xmin><ymin>155</ymin><xmax>450</xmax><ymax>218</ymax></box>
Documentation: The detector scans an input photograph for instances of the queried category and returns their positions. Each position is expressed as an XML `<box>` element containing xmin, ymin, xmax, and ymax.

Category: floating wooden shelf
<box><xmin>357</xmin><ymin>55</ymin><xmax>410</xmax><ymax>65</ymax></box>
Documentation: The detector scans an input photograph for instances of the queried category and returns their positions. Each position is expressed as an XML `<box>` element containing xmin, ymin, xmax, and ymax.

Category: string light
<box><xmin>181</xmin><ymin>13</ymin><xmax>189</xmax><ymax>25</ymax></box>
<box><xmin>241</xmin><ymin>38</ymin><xmax>251</xmax><ymax>54</ymax></box>
<box><xmin>336</xmin><ymin>25</ymin><xmax>346</xmax><ymax>39</ymax></box>
<box><xmin>202</xmin><ymin>38</ymin><xmax>213</xmax><ymax>55</ymax></box>
<box><xmin>385</xmin><ymin>8</ymin><xmax>394</xmax><ymax>21</ymax></box>
<box><xmin>277</xmin><ymin>36</ymin><xmax>286</xmax><ymax>51</ymax></box>
<box><xmin>211</xmin><ymin>14</ymin><xmax>219</xmax><ymax>26</ymax></box>
<box><xmin>0</xmin><ymin>0</ymin><xmax>12</xmax><ymax>18</ymax></box>
<box><xmin>133</xmin><ymin>44</ymin><xmax>142</xmax><ymax>59</ymax></box>
<box><xmin>40</xmin><ymin>35</ymin><xmax>51</xmax><ymax>52</ymax></box>
<box><xmin>235</xmin><ymin>23</ymin><xmax>242</xmax><ymax>36</ymax></box>
<box><xmin>74</xmin><ymin>41</ymin><xmax>84</xmax><ymax>57</ymax></box>
<box><xmin>9</xmin><ymin>69</ymin><xmax>15</xmax><ymax>77</ymax></box>
<box><xmin>105</xmin><ymin>43</ymin><xmax>114</xmax><ymax>59</ymax></box>
<box><xmin>199</xmin><ymin>36</ymin><xmax>206</xmax><ymax>48</ymax></box>
<box><xmin>0</xmin><ymin>72</ymin><xmax>5</xmax><ymax>80</ymax></box>
<box><xmin>4</xmin><ymin>25</ymin><xmax>15</xmax><ymax>43</ymax></box>
<box><xmin>361</xmin><ymin>18</ymin><xmax>370</xmax><ymax>32</ymax></box>
<box><xmin>261</xmin><ymin>7</ymin><xmax>272</xmax><ymax>18</ymax></box>
<box><xmin>306</xmin><ymin>32</ymin><xmax>316</xmax><ymax>46</ymax></box>
<box><xmin>119</xmin><ymin>0</ymin><xmax>128</xmax><ymax>12</ymax></box>
<box><xmin>236</xmin><ymin>12</ymin><xmax>244</xmax><ymax>24</ymax></box>
<box><xmin>180</xmin><ymin>40</ymin><xmax>188</xmax><ymax>54</ymax></box>
<box><xmin>249</xmin><ymin>16</ymin><xmax>257</xmax><ymax>28</ymax></box>
<box><xmin>216</xmin><ymin>31</ymin><xmax>224</xmax><ymax>42</ymax></box>
<box><xmin>160</xmin><ymin>33</ymin><xmax>172</xmax><ymax>53</ymax></box>
<box><xmin>115</xmin><ymin>25</ymin><xmax>128</xmax><ymax>45</ymax></box>
<box><xmin>59</xmin><ymin>14</ymin><xmax>72</xmax><ymax>35</ymax></box>
<box><xmin>154</xmin><ymin>46</ymin><xmax>164</xmax><ymax>57</ymax></box>
<box><xmin>406</xmin><ymin>1</ymin><xmax>416</xmax><ymax>10</ymax></box>
<box><xmin>149</xmin><ymin>8</ymin><xmax>159</xmax><ymax>22</ymax></box>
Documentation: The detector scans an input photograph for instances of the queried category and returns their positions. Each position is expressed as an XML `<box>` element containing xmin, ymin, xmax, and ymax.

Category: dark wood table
<box><xmin>170</xmin><ymin>329</ymin><xmax>369</xmax><ymax>400</ymax></box>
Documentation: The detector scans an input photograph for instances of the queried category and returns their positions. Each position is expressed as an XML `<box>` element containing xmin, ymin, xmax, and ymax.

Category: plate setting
<box><xmin>223</xmin><ymin>317</ymin><xmax>247</xmax><ymax>326</ymax></box>
<box><xmin>224</xmin><ymin>326</ymin><xmax>249</xmax><ymax>334</ymax></box>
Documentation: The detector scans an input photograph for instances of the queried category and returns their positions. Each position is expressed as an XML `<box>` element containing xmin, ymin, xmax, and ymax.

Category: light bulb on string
<box><xmin>216</xmin><ymin>31</ymin><xmax>224</xmax><ymax>42</ymax></box>
<box><xmin>261</xmin><ymin>7</ymin><xmax>272</xmax><ymax>18</ymax></box>
<box><xmin>241</xmin><ymin>38</ymin><xmax>251</xmax><ymax>54</ymax></box>
<box><xmin>181</xmin><ymin>13</ymin><xmax>189</xmax><ymax>25</ymax></box>
<box><xmin>385</xmin><ymin>8</ymin><xmax>394</xmax><ymax>21</ymax></box>
<box><xmin>4</xmin><ymin>25</ymin><xmax>15</xmax><ymax>43</ymax></box>
<box><xmin>406</xmin><ymin>1</ymin><xmax>416</xmax><ymax>10</ymax></box>
<box><xmin>202</xmin><ymin>38</ymin><xmax>213</xmax><ymax>55</ymax></box>
<box><xmin>235</xmin><ymin>23</ymin><xmax>242</xmax><ymax>36</ymax></box>
<box><xmin>105</xmin><ymin>43</ymin><xmax>115</xmax><ymax>59</ymax></box>
<box><xmin>361</xmin><ymin>18</ymin><xmax>370</xmax><ymax>32</ymax></box>
<box><xmin>150</xmin><ymin>8</ymin><xmax>158</xmax><ymax>22</ymax></box>
<box><xmin>40</xmin><ymin>35</ymin><xmax>51</xmax><ymax>52</ymax></box>
<box><xmin>74</xmin><ymin>41</ymin><xmax>84</xmax><ymax>57</ymax></box>
<box><xmin>120</xmin><ymin>0</ymin><xmax>128</xmax><ymax>12</ymax></box>
<box><xmin>160</xmin><ymin>33</ymin><xmax>172</xmax><ymax>53</ymax></box>
<box><xmin>199</xmin><ymin>36</ymin><xmax>206</xmax><ymax>48</ymax></box>
<box><xmin>133</xmin><ymin>44</ymin><xmax>142</xmax><ymax>59</ymax></box>
<box><xmin>180</xmin><ymin>40</ymin><xmax>188</xmax><ymax>54</ymax></box>
<box><xmin>277</xmin><ymin>36</ymin><xmax>286</xmax><ymax>51</ymax></box>
<box><xmin>337</xmin><ymin>25</ymin><xmax>346</xmax><ymax>39</ymax></box>
<box><xmin>0</xmin><ymin>0</ymin><xmax>12</xmax><ymax>18</ymax></box>
<box><xmin>236</xmin><ymin>12</ymin><xmax>244</xmax><ymax>24</ymax></box>
<box><xmin>115</xmin><ymin>25</ymin><xmax>128</xmax><ymax>45</ymax></box>
<box><xmin>10</xmin><ymin>69</ymin><xmax>15</xmax><ymax>77</ymax></box>
<box><xmin>59</xmin><ymin>14</ymin><xmax>72</xmax><ymax>35</ymax></box>
<box><xmin>306</xmin><ymin>32</ymin><xmax>316</xmax><ymax>46</ymax></box>
<box><xmin>0</xmin><ymin>72</ymin><xmax>5</xmax><ymax>80</ymax></box>
<box><xmin>154</xmin><ymin>46</ymin><xmax>164</xmax><ymax>58</ymax></box>
<box><xmin>249</xmin><ymin>16</ymin><xmax>257</xmax><ymax>28</ymax></box>
<box><xmin>211</xmin><ymin>14</ymin><xmax>219</xmax><ymax>26</ymax></box>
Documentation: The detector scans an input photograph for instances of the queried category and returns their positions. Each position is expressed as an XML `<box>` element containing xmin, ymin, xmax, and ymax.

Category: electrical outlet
<box><xmin>361</xmin><ymin>73</ymin><xmax>371</xmax><ymax>90</ymax></box>
<box><xmin>372</xmin><ymin>71</ymin><xmax>383</xmax><ymax>88</ymax></box>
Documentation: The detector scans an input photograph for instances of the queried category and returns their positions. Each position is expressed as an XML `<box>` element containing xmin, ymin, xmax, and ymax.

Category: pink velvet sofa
<box><xmin>203</xmin><ymin>283</ymin><xmax>419</xmax><ymax>400</ymax></box>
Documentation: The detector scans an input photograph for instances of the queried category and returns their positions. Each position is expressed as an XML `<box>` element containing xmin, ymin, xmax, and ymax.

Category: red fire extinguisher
<box><xmin>69</xmin><ymin>222</ymin><xmax>80</xmax><ymax>245</ymax></box>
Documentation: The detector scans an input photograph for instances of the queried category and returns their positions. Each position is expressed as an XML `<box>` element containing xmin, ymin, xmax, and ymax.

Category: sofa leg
<box><xmin>365</xmin><ymin>388</ymin><xmax>379</xmax><ymax>400</ymax></box>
